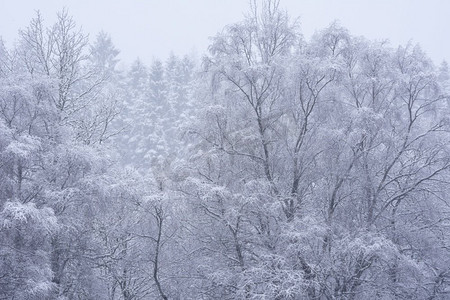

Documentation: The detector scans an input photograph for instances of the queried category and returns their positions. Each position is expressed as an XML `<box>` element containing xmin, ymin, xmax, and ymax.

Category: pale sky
<box><xmin>0</xmin><ymin>0</ymin><xmax>449</xmax><ymax>65</ymax></box>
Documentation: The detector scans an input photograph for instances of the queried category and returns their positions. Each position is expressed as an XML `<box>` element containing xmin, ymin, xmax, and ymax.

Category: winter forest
<box><xmin>1</xmin><ymin>0</ymin><xmax>450</xmax><ymax>299</ymax></box>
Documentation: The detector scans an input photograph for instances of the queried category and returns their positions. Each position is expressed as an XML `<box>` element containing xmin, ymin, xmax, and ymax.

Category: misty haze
<box><xmin>0</xmin><ymin>0</ymin><xmax>449</xmax><ymax>299</ymax></box>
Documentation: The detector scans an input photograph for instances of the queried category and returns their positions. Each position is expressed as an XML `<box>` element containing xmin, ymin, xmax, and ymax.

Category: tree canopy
<box><xmin>1</xmin><ymin>2</ymin><xmax>449</xmax><ymax>299</ymax></box>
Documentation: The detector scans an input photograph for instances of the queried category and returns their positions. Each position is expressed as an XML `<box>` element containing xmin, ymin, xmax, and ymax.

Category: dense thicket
<box><xmin>1</xmin><ymin>1</ymin><xmax>449</xmax><ymax>299</ymax></box>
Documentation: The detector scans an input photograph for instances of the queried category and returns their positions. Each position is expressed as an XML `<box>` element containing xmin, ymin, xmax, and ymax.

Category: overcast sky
<box><xmin>0</xmin><ymin>0</ymin><xmax>449</xmax><ymax>65</ymax></box>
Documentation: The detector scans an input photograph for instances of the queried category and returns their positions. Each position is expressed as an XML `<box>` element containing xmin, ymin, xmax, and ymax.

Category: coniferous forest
<box><xmin>1</xmin><ymin>1</ymin><xmax>450</xmax><ymax>299</ymax></box>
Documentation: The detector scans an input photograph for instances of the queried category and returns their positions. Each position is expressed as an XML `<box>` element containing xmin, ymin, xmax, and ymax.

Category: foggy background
<box><xmin>1</xmin><ymin>0</ymin><xmax>449</xmax><ymax>64</ymax></box>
